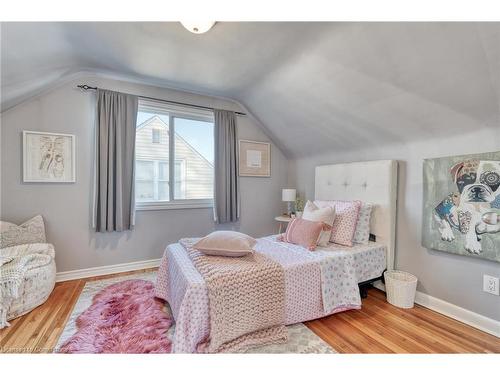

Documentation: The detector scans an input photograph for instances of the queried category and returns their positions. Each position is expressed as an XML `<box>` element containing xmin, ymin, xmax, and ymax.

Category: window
<box><xmin>158</xmin><ymin>161</ymin><xmax>169</xmax><ymax>200</ymax></box>
<box><xmin>174</xmin><ymin>160</ymin><xmax>186</xmax><ymax>199</ymax></box>
<box><xmin>152</xmin><ymin>128</ymin><xmax>161</xmax><ymax>143</ymax></box>
<box><xmin>135</xmin><ymin>160</ymin><xmax>155</xmax><ymax>200</ymax></box>
<box><xmin>135</xmin><ymin>100</ymin><xmax>214</xmax><ymax>210</ymax></box>
<box><xmin>135</xmin><ymin>160</ymin><xmax>169</xmax><ymax>201</ymax></box>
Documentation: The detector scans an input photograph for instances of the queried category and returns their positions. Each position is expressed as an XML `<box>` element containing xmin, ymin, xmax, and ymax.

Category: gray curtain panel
<box><xmin>94</xmin><ymin>89</ymin><xmax>138</xmax><ymax>232</ymax></box>
<box><xmin>214</xmin><ymin>109</ymin><xmax>240</xmax><ymax>224</ymax></box>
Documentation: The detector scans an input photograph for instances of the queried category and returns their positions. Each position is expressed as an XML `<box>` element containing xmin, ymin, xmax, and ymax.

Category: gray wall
<box><xmin>0</xmin><ymin>75</ymin><xmax>288</xmax><ymax>272</ymax></box>
<box><xmin>289</xmin><ymin>127</ymin><xmax>500</xmax><ymax>321</ymax></box>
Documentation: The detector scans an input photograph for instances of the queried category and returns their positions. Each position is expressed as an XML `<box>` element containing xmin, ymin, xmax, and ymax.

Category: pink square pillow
<box><xmin>314</xmin><ymin>200</ymin><xmax>362</xmax><ymax>246</ymax></box>
<box><xmin>278</xmin><ymin>218</ymin><xmax>324</xmax><ymax>251</ymax></box>
<box><xmin>301</xmin><ymin>200</ymin><xmax>335</xmax><ymax>246</ymax></box>
<box><xmin>193</xmin><ymin>231</ymin><xmax>256</xmax><ymax>257</ymax></box>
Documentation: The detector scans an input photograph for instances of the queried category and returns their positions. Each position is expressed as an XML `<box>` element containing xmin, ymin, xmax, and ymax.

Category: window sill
<box><xmin>135</xmin><ymin>200</ymin><xmax>213</xmax><ymax>211</ymax></box>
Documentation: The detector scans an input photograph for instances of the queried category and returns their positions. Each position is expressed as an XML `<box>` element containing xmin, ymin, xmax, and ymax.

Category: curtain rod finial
<box><xmin>77</xmin><ymin>84</ymin><xmax>97</xmax><ymax>90</ymax></box>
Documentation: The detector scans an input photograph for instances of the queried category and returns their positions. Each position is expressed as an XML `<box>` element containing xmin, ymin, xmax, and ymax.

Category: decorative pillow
<box><xmin>278</xmin><ymin>218</ymin><xmax>324</xmax><ymax>251</ymax></box>
<box><xmin>193</xmin><ymin>231</ymin><xmax>256</xmax><ymax>257</ymax></box>
<box><xmin>314</xmin><ymin>200</ymin><xmax>361</xmax><ymax>246</ymax></box>
<box><xmin>0</xmin><ymin>215</ymin><xmax>46</xmax><ymax>249</ymax></box>
<box><xmin>301</xmin><ymin>200</ymin><xmax>336</xmax><ymax>246</ymax></box>
<box><xmin>353</xmin><ymin>202</ymin><xmax>373</xmax><ymax>244</ymax></box>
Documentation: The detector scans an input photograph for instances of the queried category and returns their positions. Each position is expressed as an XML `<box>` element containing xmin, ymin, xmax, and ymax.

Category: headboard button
<box><xmin>362</xmin><ymin>182</ymin><xmax>368</xmax><ymax>189</ymax></box>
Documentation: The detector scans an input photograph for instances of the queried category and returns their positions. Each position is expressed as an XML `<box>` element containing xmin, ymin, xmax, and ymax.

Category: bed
<box><xmin>155</xmin><ymin>160</ymin><xmax>398</xmax><ymax>353</ymax></box>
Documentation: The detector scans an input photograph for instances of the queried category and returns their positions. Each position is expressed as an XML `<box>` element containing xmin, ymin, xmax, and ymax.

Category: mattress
<box><xmin>155</xmin><ymin>235</ymin><xmax>386</xmax><ymax>353</ymax></box>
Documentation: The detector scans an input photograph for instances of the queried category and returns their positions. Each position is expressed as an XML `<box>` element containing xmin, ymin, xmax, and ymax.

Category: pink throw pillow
<box><xmin>301</xmin><ymin>200</ymin><xmax>336</xmax><ymax>246</ymax></box>
<box><xmin>314</xmin><ymin>200</ymin><xmax>362</xmax><ymax>246</ymax></box>
<box><xmin>193</xmin><ymin>231</ymin><xmax>256</xmax><ymax>257</ymax></box>
<box><xmin>278</xmin><ymin>218</ymin><xmax>324</xmax><ymax>251</ymax></box>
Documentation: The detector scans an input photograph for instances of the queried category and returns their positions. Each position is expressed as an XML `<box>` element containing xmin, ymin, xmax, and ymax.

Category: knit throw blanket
<box><xmin>0</xmin><ymin>243</ymin><xmax>54</xmax><ymax>328</ymax></box>
<box><xmin>179</xmin><ymin>238</ymin><xmax>287</xmax><ymax>353</ymax></box>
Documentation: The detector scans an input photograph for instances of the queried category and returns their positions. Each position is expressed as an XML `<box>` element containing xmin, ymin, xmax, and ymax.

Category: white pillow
<box><xmin>0</xmin><ymin>215</ymin><xmax>46</xmax><ymax>249</ymax></box>
<box><xmin>301</xmin><ymin>200</ymin><xmax>336</xmax><ymax>246</ymax></box>
<box><xmin>193</xmin><ymin>231</ymin><xmax>256</xmax><ymax>257</ymax></box>
<box><xmin>353</xmin><ymin>202</ymin><xmax>373</xmax><ymax>244</ymax></box>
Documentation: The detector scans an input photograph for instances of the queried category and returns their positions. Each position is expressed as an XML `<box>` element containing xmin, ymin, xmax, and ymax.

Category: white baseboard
<box><xmin>55</xmin><ymin>258</ymin><xmax>161</xmax><ymax>282</ymax></box>
<box><xmin>374</xmin><ymin>283</ymin><xmax>500</xmax><ymax>338</ymax></box>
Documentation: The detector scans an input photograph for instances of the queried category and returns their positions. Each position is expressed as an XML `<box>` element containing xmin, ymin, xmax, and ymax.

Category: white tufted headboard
<box><xmin>315</xmin><ymin>160</ymin><xmax>398</xmax><ymax>270</ymax></box>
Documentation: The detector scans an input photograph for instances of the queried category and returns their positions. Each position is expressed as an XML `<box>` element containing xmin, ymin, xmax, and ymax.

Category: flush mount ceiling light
<box><xmin>180</xmin><ymin>21</ymin><xmax>216</xmax><ymax>34</ymax></box>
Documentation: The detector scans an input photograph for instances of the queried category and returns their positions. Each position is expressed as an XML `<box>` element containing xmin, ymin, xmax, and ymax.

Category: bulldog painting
<box><xmin>422</xmin><ymin>151</ymin><xmax>500</xmax><ymax>263</ymax></box>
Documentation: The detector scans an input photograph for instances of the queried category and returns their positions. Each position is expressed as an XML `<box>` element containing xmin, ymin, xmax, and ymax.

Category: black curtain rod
<box><xmin>76</xmin><ymin>85</ymin><xmax>246</xmax><ymax>116</ymax></box>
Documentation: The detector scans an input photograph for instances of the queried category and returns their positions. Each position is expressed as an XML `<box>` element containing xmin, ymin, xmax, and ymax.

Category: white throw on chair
<box><xmin>0</xmin><ymin>215</ymin><xmax>56</xmax><ymax>328</ymax></box>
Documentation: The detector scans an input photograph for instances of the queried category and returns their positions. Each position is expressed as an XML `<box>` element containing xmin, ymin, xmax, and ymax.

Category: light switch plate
<box><xmin>483</xmin><ymin>275</ymin><xmax>500</xmax><ymax>296</ymax></box>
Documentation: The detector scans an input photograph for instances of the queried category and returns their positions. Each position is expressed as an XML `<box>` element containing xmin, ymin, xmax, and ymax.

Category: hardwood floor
<box><xmin>306</xmin><ymin>289</ymin><xmax>500</xmax><ymax>353</ymax></box>
<box><xmin>1</xmin><ymin>269</ymin><xmax>499</xmax><ymax>353</ymax></box>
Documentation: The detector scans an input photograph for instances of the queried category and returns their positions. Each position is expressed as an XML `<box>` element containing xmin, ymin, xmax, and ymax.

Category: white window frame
<box><xmin>135</xmin><ymin>99</ymin><xmax>214</xmax><ymax>211</ymax></box>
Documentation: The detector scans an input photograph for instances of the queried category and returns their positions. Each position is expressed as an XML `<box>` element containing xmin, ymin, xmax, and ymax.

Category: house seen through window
<box><xmin>135</xmin><ymin>100</ymin><xmax>214</xmax><ymax>208</ymax></box>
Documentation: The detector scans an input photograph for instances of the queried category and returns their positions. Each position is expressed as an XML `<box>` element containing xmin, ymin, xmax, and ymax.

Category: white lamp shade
<box><xmin>282</xmin><ymin>189</ymin><xmax>296</xmax><ymax>202</ymax></box>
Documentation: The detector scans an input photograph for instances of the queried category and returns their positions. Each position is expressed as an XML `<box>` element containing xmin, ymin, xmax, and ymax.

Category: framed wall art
<box><xmin>23</xmin><ymin>130</ymin><xmax>76</xmax><ymax>183</ymax></box>
<box><xmin>238</xmin><ymin>140</ymin><xmax>271</xmax><ymax>177</ymax></box>
<box><xmin>422</xmin><ymin>151</ymin><xmax>500</xmax><ymax>263</ymax></box>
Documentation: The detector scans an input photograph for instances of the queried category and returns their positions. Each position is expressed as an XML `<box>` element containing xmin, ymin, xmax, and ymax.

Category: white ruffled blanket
<box><xmin>0</xmin><ymin>243</ymin><xmax>55</xmax><ymax>328</ymax></box>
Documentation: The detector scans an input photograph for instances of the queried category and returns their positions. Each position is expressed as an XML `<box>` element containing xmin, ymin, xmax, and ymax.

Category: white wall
<box><xmin>0</xmin><ymin>75</ymin><xmax>288</xmax><ymax>272</ymax></box>
<box><xmin>289</xmin><ymin>128</ymin><xmax>500</xmax><ymax>321</ymax></box>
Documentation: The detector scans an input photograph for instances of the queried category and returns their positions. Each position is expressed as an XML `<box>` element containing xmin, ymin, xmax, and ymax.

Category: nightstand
<box><xmin>275</xmin><ymin>215</ymin><xmax>292</xmax><ymax>234</ymax></box>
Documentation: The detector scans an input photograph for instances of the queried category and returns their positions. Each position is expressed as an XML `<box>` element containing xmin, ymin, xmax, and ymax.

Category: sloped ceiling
<box><xmin>2</xmin><ymin>22</ymin><xmax>499</xmax><ymax>158</ymax></box>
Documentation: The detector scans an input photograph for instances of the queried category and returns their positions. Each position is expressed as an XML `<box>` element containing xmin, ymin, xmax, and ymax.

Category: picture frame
<box><xmin>422</xmin><ymin>151</ymin><xmax>500</xmax><ymax>263</ymax></box>
<box><xmin>238</xmin><ymin>140</ymin><xmax>271</xmax><ymax>177</ymax></box>
<box><xmin>23</xmin><ymin>130</ymin><xmax>76</xmax><ymax>183</ymax></box>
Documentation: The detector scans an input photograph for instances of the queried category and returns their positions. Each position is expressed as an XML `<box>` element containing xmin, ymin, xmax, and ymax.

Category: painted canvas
<box><xmin>23</xmin><ymin>130</ymin><xmax>76</xmax><ymax>182</ymax></box>
<box><xmin>422</xmin><ymin>151</ymin><xmax>500</xmax><ymax>263</ymax></box>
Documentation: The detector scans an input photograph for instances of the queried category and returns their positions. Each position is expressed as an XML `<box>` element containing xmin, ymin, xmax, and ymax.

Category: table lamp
<box><xmin>282</xmin><ymin>188</ymin><xmax>296</xmax><ymax>216</ymax></box>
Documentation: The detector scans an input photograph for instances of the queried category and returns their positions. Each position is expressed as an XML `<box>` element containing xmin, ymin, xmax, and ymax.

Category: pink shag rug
<box><xmin>59</xmin><ymin>279</ymin><xmax>172</xmax><ymax>353</ymax></box>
